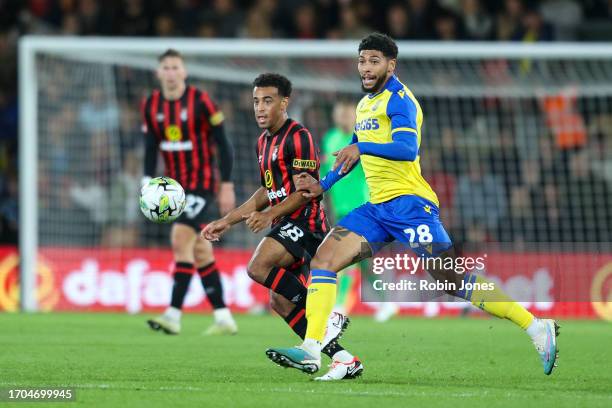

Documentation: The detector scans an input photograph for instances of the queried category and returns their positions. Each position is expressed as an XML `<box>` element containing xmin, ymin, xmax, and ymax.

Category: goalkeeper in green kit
<box><xmin>320</xmin><ymin>101</ymin><xmax>369</xmax><ymax>315</ymax></box>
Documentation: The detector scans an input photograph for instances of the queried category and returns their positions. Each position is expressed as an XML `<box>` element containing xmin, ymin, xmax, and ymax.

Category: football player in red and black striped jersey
<box><xmin>143</xmin><ymin>49</ymin><xmax>237</xmax><ymax>336</ymax></box>
<box><xmin>202</xmin><ymin>73</ymin><xmax>361</xmax><ymax>379</ymax></box>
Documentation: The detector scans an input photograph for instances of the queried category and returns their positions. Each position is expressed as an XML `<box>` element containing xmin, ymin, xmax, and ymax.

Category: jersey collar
<box><xmin>266</xmin><ymin>118</ymin><xmax>292</xmax><ymax>138</ymax></box>
<box><xmin>368</xmin><ymin>74</ymin><xmax>399</xmax><ymax>99</ymax></box>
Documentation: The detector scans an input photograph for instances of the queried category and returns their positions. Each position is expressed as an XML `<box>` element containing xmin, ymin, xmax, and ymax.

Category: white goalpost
<box><xmin>19</xmin><ymin>37</ymin><xmax>612</xmax><ymax>311</ymax></box>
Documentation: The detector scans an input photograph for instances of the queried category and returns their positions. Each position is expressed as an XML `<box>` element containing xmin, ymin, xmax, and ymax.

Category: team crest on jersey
<box><xmin>398</xmin><ymin>90</ymin><xmax>406</xmax><ymax>99</ymax></box>
<box><xmin>165</xmin><ymin>125</ymin><xmax>182</xmax><ymax>141</ymax></box>
<box><xmin>180</xmin><ymin>108</ymin><xmax>188</xmax><ymax>122</ymax></box>
<box><xmin>371</xmin><ymin>100</ymin><xmax>382</xmax><ymax>111</ymax></box>
<box><xmin>156</xmin><ymin>113</ymin><xmax>164</xmax><ymax>122</ymax></box>
<box><xmin>272</xmin><ymin>146</ymin><xmax>279</xmax><ymax>161</ymax></box>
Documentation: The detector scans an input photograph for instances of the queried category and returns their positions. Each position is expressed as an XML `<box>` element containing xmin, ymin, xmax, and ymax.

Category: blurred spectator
<box><xmin>461</xmin><ymin>0</ymin><xmax>493</xmax><ymax>40</ymax></box>
<box><xmin>558</xmin><ymin>148</ymin><xmax>612</xmax><ymax>242</ymax></box>
<box><xmin>513</xmin><ymin>7</ymin><xmax>554</xmax><ymax>42</ymax></box>
<box><xmin>200</xmin><ymin>0</ymin><xmax>244</xmax><ymax>38</ymax></box>
<box><xmin>489</xmin><ymin>129</ymin><xmax>523</xmax><ymax>193</ymax></box>
<box><xmin>540</xmin><ymin>0</ymin><xmax>583</xmax><ymax>40</ymax></box>
<box><xmin>154</xmin><ymin>14</ymin><xmax>177</xmax><ymax>37</ymax></box>
<box><xmin>386</xmin><ymin>3</ymin><xmax>411</xmax><ymax>40</ymax></box>
<box><xmin>173</xmin><ymin>0</ymin><xmax>201</xmax><ymax>36</ymax></box>
<box><xmin>496</xmin><ymin>0</ymin><xmax>525</xmax><ymax>40</ymax></box>
<box><xmin>540</xmin><ymin>86</ymin><xmax>587</xmax><ymax>151</ymax></box>
<box><xmin>78</xmin><ymin>87</ymin><xmax>120</xmax><ymax>134</ymax></box>
<box><xmin>239</xmin><ymin>7</ymin><xmax>274</xmax><ymax>38</ymax></box>
<box><xmin>407</xmin><ymin>0</ymin><xmax>437</xmax><ymax>39</ymax></box>
<box><xmin>433</xmin><ymin>8</ymin><xmax>465</xmax><ymax>40</ymax></box>
<box><xmin>328</xmin><ymin>4</ymin><xmax>371</xmax><ymax>39</ymax></box>
<box><xmin>453</xmin><ymin>155</ymin><xmax>507</xmax><ymax>238</ymax></box>
<box><xmin>288</xmin><ymin>2</ymin><xmax>320</xmax><ymax>39</ymax></box>
<box><xmin>77</xmin><ymin>0</ymin><xmax>110</xmax><ymax>35</ymax></box>
<box><xmin>102</xmin><ymin>150</ymin><xmax>141</xmax><ymax>247</ymax></box>
<box><xmin>117</xmin><ymin>0</ymin><xmax>150</xmax><ymax>36</ymax></box>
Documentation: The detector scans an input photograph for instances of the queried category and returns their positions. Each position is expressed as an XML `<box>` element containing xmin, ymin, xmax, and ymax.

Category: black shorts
<box><xmin>266</xmin><ymin>218</ymin><xmax>325</xmax><ymax>262</ymax></box>
<box><xmin>174</xmin><ymin>190</ymin><xmax>218</xmax><ymax>232</ymax></box>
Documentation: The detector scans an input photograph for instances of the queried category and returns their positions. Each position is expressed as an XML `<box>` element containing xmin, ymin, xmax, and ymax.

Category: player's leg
<box><xmin>147</xmin><ymin>223</ymin><xmax>197</xmax><ymax>335</ymax></box>
<box><xmin>266</xmin><ymin>226</ymin><xmax>371</xmax><ymax>374</ymax></box>
<box><xmin>194</xmin><ymin>237</ymin><xmax>237</xmax><ymax>335</ymax></box>
<box><xmin>303</xmin><ymin>226</ymin><xmax>371</xmax><ymax>345</ymax></box>
<box><xmin>247</xmin><ymin>237</ymin><xmax>309</xmax><ymax>305</ymax></box>
<box><xmin>425</xmin><ymin>248</ymin><xmax>559</xmax><ymax>374</ymax></box>
<box><xmin>248</xmin><ymin>233</ymin><xmax>358</xmax><ymax>375</ymax></box>
<box><xmin>248</xmin><ymin>236</ymin><xmax>347</xmax><ymax>347</ymax></box>
<box><xmin>388</xmin><ymin>195</ymin><xmax>559</xmax><ymax>375</ymax></box>
<box><xmin>268</xmin><ymin>204</ymin><xmax>388</xmax><ymax>375</ymax></box>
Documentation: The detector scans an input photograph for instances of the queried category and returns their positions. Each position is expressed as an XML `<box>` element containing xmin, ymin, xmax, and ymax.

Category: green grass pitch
<box><xmin>0</xmin><ymin>313</ymin><xmax>610</xmax><ymax>408</ymax></box>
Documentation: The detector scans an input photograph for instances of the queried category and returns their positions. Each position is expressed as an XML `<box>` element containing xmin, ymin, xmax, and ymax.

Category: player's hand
<box><xmin>218</xmin><ymin>182</ymin><xmax>236</xmax><ymax>216</ymax></box>
<box><xmin>243</xmin><ymin>211</ymin><xmax>273</xmax><ymax>234</ymax></box>
<box><xmin>295</xmin><ymin>172</ymin><xmax>323</xmax><ymax>199</ymax></box>
<box><xmin>332</xmin><ymin>144</ymin><xmax>360</xmax><ymax>175</ymax></box>
<box><xmin>201</xmin><ymin>219</ymin><xmax>230</xmax><ymax>241</ymax></box>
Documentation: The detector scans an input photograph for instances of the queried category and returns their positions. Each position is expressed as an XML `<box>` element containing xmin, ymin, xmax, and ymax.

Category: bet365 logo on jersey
<box><xmin>355</xmin><ymin>118</ymin><xmax>380</xmax><ymax>131</ymax></box>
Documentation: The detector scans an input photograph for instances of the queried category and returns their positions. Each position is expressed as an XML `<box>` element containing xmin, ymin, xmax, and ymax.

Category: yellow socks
<box><xmin>458</xmin><ymin>273</ymin><xmax>534</xmax><ymax>329</ymax></box>
<box><xmin>304</xmin><ymin>270</ymin><xmax>338</xmax><ymax>342</ymax></box>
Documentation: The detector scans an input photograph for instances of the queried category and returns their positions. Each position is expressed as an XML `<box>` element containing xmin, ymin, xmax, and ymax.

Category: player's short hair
<box><xmin>158</xmin><ymin>48</ymin><xmax>183</xmax><ymax>62</ymax></box>
<box><xmin>358</xmin><ymin>32</ymin><xmax>398</xmax><ymax>59</ymax></box>
<box><xmin>253</xmin><ymin>73</ymin><xmax>292</xmax><ymax>97</ymax></box>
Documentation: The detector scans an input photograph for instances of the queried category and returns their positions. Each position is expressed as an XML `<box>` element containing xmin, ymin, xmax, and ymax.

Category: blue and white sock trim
<box><xmin>456</xmin><ymin>273</ymin><xmax>478</xmax><ymax>301</ymax></box>
<box><xmin>310</xmin><ymin>269</ymin><xmax>337</xmax><ymax>285</ymax></box>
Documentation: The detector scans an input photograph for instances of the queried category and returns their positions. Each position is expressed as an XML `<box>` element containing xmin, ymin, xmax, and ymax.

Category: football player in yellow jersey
<box><xmin>267</xmin><ymin>33</ymin><xmax>559</xmax><ymax>380</ymax></box>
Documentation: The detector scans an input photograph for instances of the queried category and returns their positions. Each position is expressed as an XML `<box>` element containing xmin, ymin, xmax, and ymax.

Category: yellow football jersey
<box><xmin>354</xmin><ymin>75</ymin><xmax>439</xmax><ymax>206</ymax></box>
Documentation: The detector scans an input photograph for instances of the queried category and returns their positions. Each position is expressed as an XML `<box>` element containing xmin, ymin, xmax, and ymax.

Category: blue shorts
<box><xmin>338</xmin><ymin>195</ymin><xmax>453</xmax><ymax>257</ymax></box>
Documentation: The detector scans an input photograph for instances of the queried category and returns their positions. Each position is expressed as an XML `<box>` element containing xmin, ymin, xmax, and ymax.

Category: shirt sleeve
<box><xmin>386</xmin><ymin>91</ymin><xmax>419</xmax><ymax>137</ymax></box>
<box><xmin>288</xmin><ymin>129</ymin><xmax>320</xmax><ymax>179</ymax></box>
<box><xmin>200</xmin><ymin>91</ymin><xmax>225</xmax><ymax>127</ymax></box>
<box><xmin>141</xmin><ymin>96</ymin><xmax>158</xmax><ymax>177</ymax></box>
<box><xmin>354</xmin><ymin>90</ymin><xmax>419</xmax><ymax>161</ymax></box>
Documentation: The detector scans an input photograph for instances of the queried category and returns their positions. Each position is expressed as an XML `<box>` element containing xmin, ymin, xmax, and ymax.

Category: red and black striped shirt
<box><xmin>257</xmin><ymin>118</ymin><xmax>329</xmax><ymax>234</ymax></box>
<box><xmin>141</xmin><ymin>85</ymin><xmax>231</xmax><ymax>192</ymax></box>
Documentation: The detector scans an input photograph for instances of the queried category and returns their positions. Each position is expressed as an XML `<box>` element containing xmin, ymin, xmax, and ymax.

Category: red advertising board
<box><xmin>1</xmin><ymin>246</ymin><xmax>611</xmax><ymax>320</ymax></box>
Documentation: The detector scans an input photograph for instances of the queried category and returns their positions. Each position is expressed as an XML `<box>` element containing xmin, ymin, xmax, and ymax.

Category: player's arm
<box><xmin>203</xmin><ymin>92</ymin><xmax>236</xmax><ymax>215</ymax></box>
<box><xmin>141</xmin><ymin>97</ymin><xmax>158</xmax><ymax>187</ymax></box>
<box><xmin>245</xmin><ymin>129</ymin><xmax>319</xmax><ymax>233</ymax></box>
<box><xmin>355</xmin><ymin>92</ymin><xmax>419</xmax><ymax>161</ymax></box>
<box><xmin>245</xmin><ymin>176</ymin><xmax>313</xmax><ymax>233</ymax></box>
<box><xmin>201</xmin><ymin>187</ymin><xmax>269</xmax><ymax>241</ymax></box>
<box><xmin>300</xmin><ymin>134</ymin><xmax>359</xmax><ymax>198</ymax></box>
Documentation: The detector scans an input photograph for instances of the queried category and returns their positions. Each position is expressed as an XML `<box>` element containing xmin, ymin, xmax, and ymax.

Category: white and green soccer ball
<box><xmin>139</xmin><ymin>176</ymin><xmax>186</xmax><ymax>223</ymax></box>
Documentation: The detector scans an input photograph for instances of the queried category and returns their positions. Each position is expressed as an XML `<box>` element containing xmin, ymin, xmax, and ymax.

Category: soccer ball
<box><xmin>139</xmin><ymin>176</ymin><xmax>186</xmax><ymax>223</ymax></box>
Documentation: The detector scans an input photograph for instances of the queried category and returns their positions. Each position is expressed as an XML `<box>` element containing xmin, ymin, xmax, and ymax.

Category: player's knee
<box><xmin>194</xmin><ymin>243</ymin><xmax>214</xmax><ymax>267</ymax></box>
<box><xmin>171</xmin><ymin>231</ymin><xmax>195</xmax><ymax>256</ymax></box>
<box><xmin>246</xmin><ymin>258</ymin><xmax>269</xmax><ymax>284</ymax></box>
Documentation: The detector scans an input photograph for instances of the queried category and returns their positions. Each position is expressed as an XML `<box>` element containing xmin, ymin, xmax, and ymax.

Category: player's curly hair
<box><xmin>358</xmin><ymin>32</ymin><xmax>398</xmax><ymax>59</ymax></box>
<box><xmin>253</xmin><ymin>73</ymin><xmax>292</xmax><ymax>97</ymax></box>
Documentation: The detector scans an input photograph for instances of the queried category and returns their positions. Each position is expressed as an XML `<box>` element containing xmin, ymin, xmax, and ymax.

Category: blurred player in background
<box><xmin>142</xmin><ymin>49</ymin><xmax>237</xmax><ymax>336</ymax></box>
<box><xmin>321</xmin><ymin>101</ymin><xmax>369</xmax><ymax>316</ymax></box>
<box><xmin>269</xmin><ymin>33</ymin><xmax>559</xmax><ymax>377</ymax></box>
<box><xmin>202</xmin><ymin>73</ymin><xmax>363</xmax><ymax>381</ymax></box>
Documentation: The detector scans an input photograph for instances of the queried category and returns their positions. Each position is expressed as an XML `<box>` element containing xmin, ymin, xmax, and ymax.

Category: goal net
<box><xmin>18</xmin><ymin>38</ymin><xmax>612</xmax><ymax>313</ymax></box>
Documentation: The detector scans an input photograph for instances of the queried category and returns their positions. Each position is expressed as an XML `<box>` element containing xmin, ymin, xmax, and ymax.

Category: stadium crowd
<box><xmin>1</xmin><ymin>0</ymin><xmax>612</xmax><ymax>245</ymax></box>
